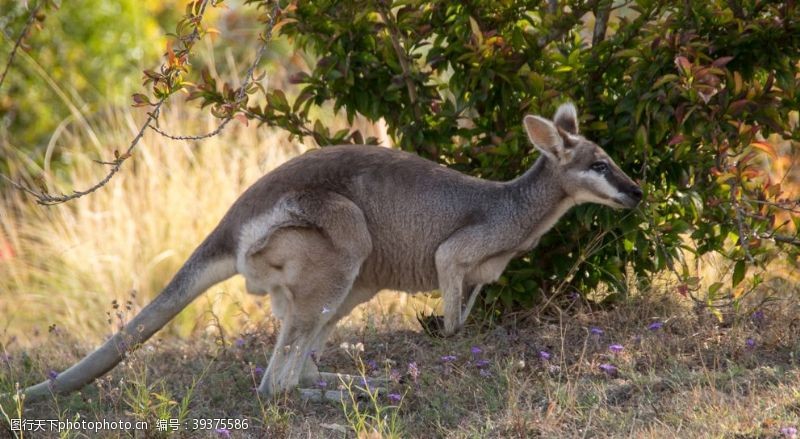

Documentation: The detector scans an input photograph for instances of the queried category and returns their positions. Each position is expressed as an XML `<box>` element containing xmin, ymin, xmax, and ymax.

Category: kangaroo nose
<box><xmin>628</xmin><ymin>186</ymin><xmax>643</xmax><ymax>202</ymax></box>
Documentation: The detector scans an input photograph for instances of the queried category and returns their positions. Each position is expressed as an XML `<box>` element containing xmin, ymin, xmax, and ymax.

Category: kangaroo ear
<box><xmin>553</xmin><ymin>102</ymin><xmax>579</xmax><ymax>135</ymax></box>
<box><xmin>523</xmin><ymin>115</ymin><xmax>567</xmax><ymax>162</ymax></box>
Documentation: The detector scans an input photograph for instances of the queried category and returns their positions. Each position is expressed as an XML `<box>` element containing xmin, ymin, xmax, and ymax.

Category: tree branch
<box><xmin>0</xmin><ymin>2</ymin><xmax>41</xmax><ymax>92</ymax></box>
<box><xmin>4</xmin><ymin>0</ymin><xmax>216</xmax><ymax>205</ymax></box>
<box><xmin>149</xmin><ymin>1</ymin><xmax>280</xmax><ymax>141</ymax></box>
<box><xmin>592</xmin><ymin>0</ymin><xmax>612</xmax><ymax>47</ymax></box>
<box><xmin>537</xmin><ymin>0</ymin><xmax>601</xmax><ymax>48</ymax></box>
<box><xmin>730</xmin><ymin>181</ymin><xmax>756</xmax><ymax>264</ymax></box>
<box><xmin>5</xmin><ymin>99</ymin><xmax>165</xmax><ymax>205</ymax></box>
<box><xmin>377</xmin><ymin>4</ymin><xmax>421</xmax><ymax>121</ymax></box>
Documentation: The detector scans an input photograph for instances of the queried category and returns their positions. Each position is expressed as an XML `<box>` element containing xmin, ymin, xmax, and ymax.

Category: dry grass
<box><xmin>2</xmin><ymin>289</ymin><xmax>800</xmax><ymax>438</ymax></box>
<box><xmin>0</xmin><ymin>104</ymin><xmax>304</xmax><ymax>346</ymax></box>
<box><xmin>1</xmin><ymin>105</ymin><xmax>799</xmax><ymax>438</ymax></box>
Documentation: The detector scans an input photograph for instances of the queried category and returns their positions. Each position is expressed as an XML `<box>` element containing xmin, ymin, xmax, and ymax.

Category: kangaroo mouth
<box><xmin>614</xmin><ymin>194</ymin><xmax>641</xmax><ymax>209</ymax></box>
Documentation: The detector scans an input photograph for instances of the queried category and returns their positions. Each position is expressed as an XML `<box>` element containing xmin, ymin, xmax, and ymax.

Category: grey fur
<box><xmin>24</xmin><ymin>103</ymin><xmax>641</xmax><ymax>399</ymax></box>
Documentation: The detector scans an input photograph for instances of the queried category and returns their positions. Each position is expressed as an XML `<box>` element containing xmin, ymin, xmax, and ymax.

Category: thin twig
<box><xmin>761</xmin><ymin>233</ymin><xmax>800</xmax><ymax>246</ymax></box>
<box><xmin>0</xmin><ymin>2</ymin><xmax>41</xmax><ymax>92</ymax></box>
<box><xmin>5</xmin><ymin>0</ymin><xmax>215</xmax><ymax>205</ymax></box>
<box><xmin>742</xmin><ymin>197</ymin><xmax>800</xmax><ymax>214</ymax></box>
<box><xmin>150</xmin><ymin>1</ymin><xmax>280</xmax><ymax>141</ymax></box>
<box><xmin>17</xmin><ymin>99</ymin><xmax>164</xmax><ymax>205</ymax></box>
<box><xmin>730</xmin><ymin>181</ymin><xmax>756</xmax><ymax>264</ymax></box>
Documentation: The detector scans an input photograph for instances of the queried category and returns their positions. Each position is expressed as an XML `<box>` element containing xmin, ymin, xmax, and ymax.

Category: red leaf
<box><xmin>668</xmin><ymin>134</ymin><xmax>685</xmax><ymax>146</ymax></box>
<box><xmin>750</xmin><ymin>141</ymin><xmax>777</xmax><ymax>159</ymax></box>
<box><xmin>675</xmin><ymin>56</ymin><xmax>691</xmax><ymax>73</ymax></box>
<box><xmin>712</xmin><ymin>56</ymin><xmax>734</xmax><ymax>68</ymax></box>
<box><xmin>131</xmin><ymin>93</ymin><xmax>152</xmax><ymax>107</ymax></box>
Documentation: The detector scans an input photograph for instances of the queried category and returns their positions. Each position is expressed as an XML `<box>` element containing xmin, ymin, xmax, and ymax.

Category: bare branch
<box><xmin>10</xmin><ymin>99</ymin><xmax>165</xmax><ymax>205</ymax></box>
<box><xmin>742</xmin><ymin>197</ymin><xmax>800</xmax><ymax>215</ymax></box>
<box><xmin>730</xmin><ymin>182</ymin><xmax>756</xmax><ymax>264</ymax></box>
<box><xmin>763</xmin><ymin>233</ymin><xmax>800</xmax><ymax>246</ymax></box>
<box><xmin>150</xmin><ymin>2</ymin><xmax>280</xmax><ymax>141</ymax></box>
<box><xmin>4</xmin><ymin>0</ymin><xmax>217</xmax><ymax>205</ymax></box>
<box><xmin>0</xmin><ymin>2</ymin><xmax>41</xmax><ymax>92</ymax></box>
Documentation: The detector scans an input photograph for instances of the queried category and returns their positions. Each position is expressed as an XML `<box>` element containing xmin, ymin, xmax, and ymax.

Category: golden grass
<box><xmin>0</xmin><ymin>104</ymin><xmax>305</xmax><ymax>345</ymax></box>
<box><xmin>0</xmin><ymin>104</ymin><xmax>434</xmax><ymax>349</ymax></box>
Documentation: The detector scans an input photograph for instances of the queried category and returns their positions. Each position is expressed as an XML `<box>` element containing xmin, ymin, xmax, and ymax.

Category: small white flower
<box><xmin>354</xmin><ymin>342</ymin><xmax>365</xmax><ymax>352</ymax></box>
<box><xmin>321</xmin><ymin>306</ymin><xmax>331</xmax><ymax>314</ymax></box>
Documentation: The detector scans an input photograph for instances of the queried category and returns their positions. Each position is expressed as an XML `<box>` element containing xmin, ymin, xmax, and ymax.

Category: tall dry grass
<box><xmin>0</xmin><ymin>105</ymin><xmax>305</xmax><ymax>346</ymax></box>
<box><xmin>0</xmin><ymin>104</ymin><xmax>432</xmax><ymax>350</ymax></box>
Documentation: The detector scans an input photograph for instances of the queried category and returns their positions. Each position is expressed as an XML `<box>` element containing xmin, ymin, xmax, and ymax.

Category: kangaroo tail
<box><xmin>24</xmin><ymin>235</ymin><xmax>237</xmax><ymax>400</ymax></box>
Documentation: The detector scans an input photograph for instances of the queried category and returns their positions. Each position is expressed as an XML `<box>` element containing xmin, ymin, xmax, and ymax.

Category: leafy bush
<box><xmin>202</xmin><ymin>0</ymin><xmax>800</xmax><ymax>311</ymax></box>
<box><xmin>5</xmin><ymin>0</ymin><xmax>800</xmax><ymax>313</ymax></box>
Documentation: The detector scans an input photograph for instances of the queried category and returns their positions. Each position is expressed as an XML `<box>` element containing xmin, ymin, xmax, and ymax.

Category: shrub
<box><xmin>4</xmin><ymin>0</ymin><xmax>800</xmax><ymax>312</ymax></box>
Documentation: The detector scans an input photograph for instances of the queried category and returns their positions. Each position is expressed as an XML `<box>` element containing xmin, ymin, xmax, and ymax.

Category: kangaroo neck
<box><xmin>504</xmin><ymin>156</ymin><xmax>572</xmax><ymax>230</ymax></box>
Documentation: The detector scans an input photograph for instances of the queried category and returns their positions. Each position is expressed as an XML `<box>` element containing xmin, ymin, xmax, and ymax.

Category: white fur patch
<box><xmin>236</xmin><ymin>201</ymin><xmax>294</xmax><ymax>275</ymax></box>
<box><xmin>522</xmin><ymin>197</ymin><xmax>576</xmax><ymax>250</ymax></box>
<box><xmin>573</xmin><ymin>171</ymin><xmax>625</xmax><ymax>207</ymax></box>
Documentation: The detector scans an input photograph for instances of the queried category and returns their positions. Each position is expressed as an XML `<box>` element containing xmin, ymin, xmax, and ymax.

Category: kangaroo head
<box><xmin>523</xmin><ymin>103</ymin><xmax>642</xmax><ymax>209</ymax></box>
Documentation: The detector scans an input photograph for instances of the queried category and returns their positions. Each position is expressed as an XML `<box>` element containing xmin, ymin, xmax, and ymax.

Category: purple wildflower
<box><xmin>599</xmin><ymin>363</ymin><xmax>618</xmax><ymax>376</ymax></box>
<box><xmin>470</xmin><ymin>346</ymin><xmax>482</xmax><ymax>355</ymax></box>
<box><xmin>539</xmin><ymin>351</ymin><xmax>551</xmax><ymax>361</ymax></box>
<box><xmin>316</xmin><ymin>380</ymin><xmax>328</xmax><ymax>389</ymax></box>
<box><xmin>47</xmin><ymin>370</ymin><xmax>59</xmax><ymax>380</ymax></box>
<box><xmin>475</xmin><ymin>359</ymin><xmax>491</xmax><ymax>368</ymax></box>
<box><xmin>648</xmin><ymin>321</ymin><xmax>664</xmax><ymax>331</ymax></box>
<box><xmin>751</xmin><ymin>310</ymin><xmax>765</xmax><ymax>322</ymax></box>
<box><xmin>568</xmin><ymin>291</ymin><xmax>580</xmax><ymax>301</ymax></box>
<box><xmin>387</xmin><ymin>393</ymin><xmax>402</xmax><ymax>403</ymax></box>
<box><xmin>389</xmin><ymin>368</ymin><xmax>401</xmax><ymax>382</ymax></box>
<box><xmin>609</xmin><ymin>344</ymin><xmax>624</xmax><ymax>354</ymax></box>
<box><xmin>367</xmin><ymin>359</ymin><xmax>378</xmax><ymax>371</ymax></box>
<box><xmin>590</xmin><ymin>327</ymin><xmax>604</xmax><ymax>336</ymax></box>
<box><xmin>746</xmin><ymin>338</ymin><xmax>756</xmax><ymax>348</ymax></box>
<box><xmin>254</xmin><ymin>366</ymin><xmax>264</xmax><ymax>377</ymax></box>
<box><xmin>780</xmin><ymin>426</ymin><xmax>798</xmax><ymax>439</ymax></box>
<box><xmin>215</xmin><ymin>428</ymin><xmax>231</xmax><ymax>438</ymax></box>
<box><xmin>234</xmin><ymin>338</ymin><xmax>245</xmax><ymax>348</ymax></box>
<box><xmin>441</xmin><ymin>355</ymin><xmax>457</xmax><ymax>363</ymax></box>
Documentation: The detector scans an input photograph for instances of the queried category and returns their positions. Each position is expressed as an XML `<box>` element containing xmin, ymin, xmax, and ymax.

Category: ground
<box><xmin>2</xmin><ymin>290</ymin><xmax>799</xmax><ymax>439</ymax></box>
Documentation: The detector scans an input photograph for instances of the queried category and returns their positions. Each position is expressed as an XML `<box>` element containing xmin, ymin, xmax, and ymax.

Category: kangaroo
<box><xmin>24</xmin><ymin>102</ymin><xmax>642</xmax><ymax>399</ymax></box>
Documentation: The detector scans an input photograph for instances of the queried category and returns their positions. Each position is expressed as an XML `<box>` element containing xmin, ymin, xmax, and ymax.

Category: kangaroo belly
<box><xmin>465</xmin><ymin>252</ymin><xmax>516</xmax><ymax>286</ymax></box>
<box><xmin>357</xmin><ymin>247</ymin><xmax>439</xmax><ymax>292</ymax></box>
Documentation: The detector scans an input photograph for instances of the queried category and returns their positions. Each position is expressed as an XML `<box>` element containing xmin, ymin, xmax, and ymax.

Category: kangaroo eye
<box><xmin>590</xmin><ymin>162</ymin><xmax>609</xmax><ymax>173</ymax></box>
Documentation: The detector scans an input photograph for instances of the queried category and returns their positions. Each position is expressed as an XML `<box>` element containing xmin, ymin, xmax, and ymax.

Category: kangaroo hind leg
<box><xmin>241</xmin><ymin>191</ymin><xmax>372</xmax><ymax>396</ymax></box>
